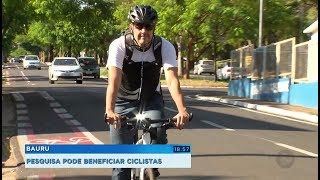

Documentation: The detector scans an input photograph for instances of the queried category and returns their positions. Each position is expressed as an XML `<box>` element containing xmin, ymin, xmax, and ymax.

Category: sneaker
<box><xmin>153</xmin><ymin>168</ymin><xmax>160</xmax><ymax>177</ymax></box>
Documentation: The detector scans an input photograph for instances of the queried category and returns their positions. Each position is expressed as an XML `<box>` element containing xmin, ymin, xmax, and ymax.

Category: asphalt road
<box><xmin>2</xmin><ymin>63</ymin><xmax>318</xmax><ymax>179</ymax></box>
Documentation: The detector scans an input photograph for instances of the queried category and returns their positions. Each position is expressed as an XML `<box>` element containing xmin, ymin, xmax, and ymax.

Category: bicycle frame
<box><xmin>115</xmin><ymin>113</ymin><xmax>193</xmax><ymax>180</ymax></box>
<box><xmin>131</xmin><ymin>131</ymin><xmax>152</xmax><ymax>180</ymax></box>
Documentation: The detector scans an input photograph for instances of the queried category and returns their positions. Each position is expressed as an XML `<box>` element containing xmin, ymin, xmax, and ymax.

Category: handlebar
<box><xmin>106</xmin><ymin>113</ymin><xmax>193</xmax><ymax>130</ymax></box>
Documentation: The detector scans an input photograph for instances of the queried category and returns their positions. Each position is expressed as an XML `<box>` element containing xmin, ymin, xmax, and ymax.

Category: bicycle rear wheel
<box><xmin>144</xmin><ymin>168</ymin><xmax>156</xmax><ymax>180</ymax></box>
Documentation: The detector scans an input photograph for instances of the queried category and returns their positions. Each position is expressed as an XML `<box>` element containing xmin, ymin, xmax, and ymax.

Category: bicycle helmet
<box><xmin>128</xmin><ymin>5</ymin><xmax>158</xmax><ymax>25</ymax></box>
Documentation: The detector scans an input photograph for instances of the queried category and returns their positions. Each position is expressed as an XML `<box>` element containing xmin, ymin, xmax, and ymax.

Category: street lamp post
<box><xmin>259</xmin><ymin>0</ymin><xmax>263</xmax><ymax>47</ymax></box>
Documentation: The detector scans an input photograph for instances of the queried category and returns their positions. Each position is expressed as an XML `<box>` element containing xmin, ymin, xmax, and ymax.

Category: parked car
<box><xmin>11</xmin><ymin>58</ymin><xmax>19</xmax><ymax>63</ymax></box>
<box><xmin>77</xmin><ymin>57</ymin><xmax>100</xmax><ymax>78</ymax></box>
<box><xmin>23</xmin><ymin>55</ymin><xmax>41</xmax><ymax>70</ymax></box>
<box><xmin>193</xmin><ymin>60</ymin><xmax>215</xmax><ymax>75</ymax></box>
<box><xmin>48</xmin><ymin>57</ymin><xmax>83</xmax><ymax>84</ymax></box>
<box><xmin>216</xmin><ymin>62</ymin><xmax>247</xmax><ymax>80</ymax></box>
<box><xmin>18</xmin><ymin>55</ymin><xmax>25</xmax><ymax>63</ymax></box>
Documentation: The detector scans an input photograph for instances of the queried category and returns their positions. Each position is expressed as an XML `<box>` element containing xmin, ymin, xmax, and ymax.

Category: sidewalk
<box><xmin>2</xmin><ymin>93</ymin><xmax>18</xmax><ymax>179</ymax></box>
<box><xmin>195</xmin><ymin>94</ymin><xmax>318</xmax><ymax>124</ymax></box>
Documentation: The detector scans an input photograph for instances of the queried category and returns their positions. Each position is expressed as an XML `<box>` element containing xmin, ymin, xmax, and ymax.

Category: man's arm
<box><xmin>164</xmin><ymin>67</ymin><xmax>190</xmax><ymax>129</ymax></box>
<box><xmin>105</xmin><ymin>66</ymin><xmax>122</xmax><ymax>128</ymax></box>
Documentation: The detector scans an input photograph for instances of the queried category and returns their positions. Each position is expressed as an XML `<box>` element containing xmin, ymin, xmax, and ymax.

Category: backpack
<box><xmin>122</xmin><ymin>30</ymin><xmax>164</xmax><ymax>99</ymax></box>
<box><xmin>122</xmin><ymin>30</ymin><xmax>162</xmax><ymax>66</ymax></box>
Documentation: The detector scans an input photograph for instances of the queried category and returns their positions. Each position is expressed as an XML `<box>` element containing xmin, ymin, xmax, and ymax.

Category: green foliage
<box><xmin>9</xmin><ymin>47</ymin><xmax>32</xmax><ymax>58</ymax></box>
<box><xmin>100</xmin><ymin>67</ymin><xmax>108</xmax><ymax>77</ymax></box>
<box><xmin>24</xmin><ymin>0</ymin><xmax>117</xmax><ymax>59</ymax></box>
<box><xmin>2</xmin><ymin>0</ymin><xmax>34</xmax><ymax>57</ymax></box>
<box><xmin>3</xmin><ymin>0</ymin><xmax>318</xmax><ymax>72</ymax></box>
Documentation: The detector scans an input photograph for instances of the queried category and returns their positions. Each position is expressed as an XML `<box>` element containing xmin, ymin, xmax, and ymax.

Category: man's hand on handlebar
<box><xmin>174</xmin><ymin>111</ymin><xmax>191</xmax><ymax>130</ymax></box>
<box><xmin>104</xmin><ymin>111</ymin><xmax>122</xmax><ymax>129</ymax></box>
<box><xmin>105</xmin><ymin>111</ymin><xmax>192</xmax><ymax>130</ymax></box>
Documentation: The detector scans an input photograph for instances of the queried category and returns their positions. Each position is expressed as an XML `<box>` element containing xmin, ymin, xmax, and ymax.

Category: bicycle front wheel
<box><xmin>144</xmin><ymin>168</ymin><xmax>156</xmax><ymax>180</ymax></box>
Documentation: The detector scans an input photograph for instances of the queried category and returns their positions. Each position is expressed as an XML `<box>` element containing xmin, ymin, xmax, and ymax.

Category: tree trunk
<box><xmin>184</xmin><ymin>38</ymin><xmax>194</xmax><ymax>79</ymax></box>
<box><xmin>212</xmin><ymin>42</ymin><xmax>218</xmax><ymax>82</ymax></box>
<box><xmin>68</xmin><ymin>43</ymin><xmax>72</xmax><ymax>57</ymax></box>
<box><xmin>174</xmin><ymin>35</ymin><xmax>184</xmax><ymax>76</ymax></box>
<box><xmin>49</xmin><ymin>45</ymin><xmax>54</xmax><ymax>62</ymax></box>
<box><xmin>102</xmin><ymin>49</ymin><xmax>108</xmax><ymax>65</ymax></box>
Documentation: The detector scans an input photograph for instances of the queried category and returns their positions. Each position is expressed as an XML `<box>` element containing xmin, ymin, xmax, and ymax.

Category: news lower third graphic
<box><xmin>25</xmin><ymin>144</ymin><xmax>192</xmax><ymax>168</ymax></box>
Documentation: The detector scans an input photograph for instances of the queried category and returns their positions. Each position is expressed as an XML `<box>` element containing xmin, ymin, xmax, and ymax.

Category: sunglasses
<box><xmin>134</xmin><ymin>23</ymin><xmax>154</xmax><ymax>31</ymax></box>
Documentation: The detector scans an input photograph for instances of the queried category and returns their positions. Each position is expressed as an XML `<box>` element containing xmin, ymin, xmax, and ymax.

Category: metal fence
<box><xmin>229</xmin><ymin>44</ymin><xmax>254</xmax><ymax>78</ymax></box>
<box><xmin>227</xmin><ymin>37</ymin><xmax>318</xmax><ymax>84</ymax></box>
<box><xmin>293</xmin><ymin>40</ymin><xmax>318</xmax><ymax>83</ymax></box>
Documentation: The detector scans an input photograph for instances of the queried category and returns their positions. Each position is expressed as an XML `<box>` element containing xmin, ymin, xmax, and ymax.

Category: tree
<box><xmin>6</xmin><ymin>0</ymin><xmax>317</xmax><ymax>70</ymax></box>
<box><xmin>2</xmin><ymin>0</ymin><xmax>34</xmax><ymax>60</ymax></box>
<box><xmin>26</xmin><ymin>0</ymin><xmax>117</xmax><ymax>62</ymax></box>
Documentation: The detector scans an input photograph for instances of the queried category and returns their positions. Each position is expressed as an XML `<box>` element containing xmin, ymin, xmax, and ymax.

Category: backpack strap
<box><xmin>124</xmin><ymin>31</ymin><xmax>134</xmax><ymax>62</ymax></box>
<box><xmin>152</xmin><ymin>35</ymin><xmax>164</xmax><ymax>98</ymax></box>
<box><xmin>124</xmin><ymin>32</ymin><xmax>162</xmax><ymax>65</ymax></box>
<box><xmin>123</xmin><ymin>33</ymin><xmax>164</xmax><ymax>98</ymax></box>
<box><xmin>153</xmin><ymin>35</ymin><xmax>162</xmax><ymax>66</ymax></box>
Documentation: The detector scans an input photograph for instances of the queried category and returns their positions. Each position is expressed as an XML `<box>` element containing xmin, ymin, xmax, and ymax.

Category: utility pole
<box><xmin>259</xmin><ymin>0</ymin><xmax>263</xmax><ymax>47</ymax></box>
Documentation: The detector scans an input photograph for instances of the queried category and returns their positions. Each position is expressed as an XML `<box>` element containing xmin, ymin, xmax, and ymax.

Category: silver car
<box><xmin>23</xmin><ymin>55</ymin><xmax>41</xmax><ymax>70</ymax></box>
<box><xmin>193</xmin><ymin>60</ymin><xmax>215</xmax><ymax>75</ymax></box>
<box><xmin>77</xmin><ymin>57</ymin><xmax>100</xmax><ymax>78</ymax></box>
<box><xmin>48</xmin><ymin>57</ymin><xmax>83</xmax><ymax>84</ymax></box>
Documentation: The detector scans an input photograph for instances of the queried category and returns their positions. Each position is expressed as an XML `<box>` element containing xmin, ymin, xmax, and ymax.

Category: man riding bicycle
<box><xmin>104</xmin><ymin>4</ymin><xmax>191</xmax><ymax>180</ymax></box>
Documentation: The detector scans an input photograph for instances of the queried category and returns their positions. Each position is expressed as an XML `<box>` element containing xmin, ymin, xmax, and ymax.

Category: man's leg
<box><xmin>110</xmin><ymin>98</ymin><xmax>138</xmax><ymax>180</ymax></box>
<box><xmin>144</xmin><ymin>93</ymin><xmax>168</xmax><ymax>177</ymax></box>
<box><xmin>110</xmin><ymin>124</ymin><xmax>134</xmax><ymax>180</ymax></box>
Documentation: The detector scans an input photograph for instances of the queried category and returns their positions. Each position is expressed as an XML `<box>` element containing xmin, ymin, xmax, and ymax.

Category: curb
<box><xmin>196</xmin><ymin>95</ymin><xmax>318</xmax><ymax>124</ymax></box>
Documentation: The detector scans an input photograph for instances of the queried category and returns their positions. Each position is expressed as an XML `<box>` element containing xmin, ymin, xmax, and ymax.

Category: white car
<box><xmin>217</xmin><ymin>64</ymin><xmax>246</xmax><ymax>80</ymax></box>
<box><xmin>23</xmin><ymin>55</ymin><xmax>41</xmax><ymax>70</ymax></box>
<box><xmin>193</xmin><ymin>60</ymin><xmax>214</xmax><ymax>75</ymax></box>
<box><xmin>48</xmin><ymin>57</ymin><xmax>83</xmax><ymax>84</ymax></box>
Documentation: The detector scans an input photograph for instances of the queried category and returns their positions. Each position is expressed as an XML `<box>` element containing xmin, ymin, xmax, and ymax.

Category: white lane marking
<box><xmin>192</xmin><ymin>95</ymin><xmax>318</xmax><ymax>126</ymax></box>
<box><xmin>42</xmin><ymin>91</ymin><xmax>103</xmax><ymax>144</ymax></box>
<box><xmin>57</xmin><ymin>113</ymin><xmax>73</xmax><ymax>119</ymax></box>
<box><xmin>50</xmin><ymin>102</ymin><xmax>61</xmax><ymax>107</ymax></box>
<box><xmin>255</xmin><ymin>136</ymin><xmax>318</xmax><ymax>158</ymax></box>
<box><xmin>65</xmin><ymin>119</ymin><xmax>82</xmax><ymax>126</ymax></box>
<box><xmin>201</xmin><ymin>120</ymin><xmax>235</xmax><ymax>131</ymax></box>
<box><xmin>20</xmin><ymin>71</ymin><xmax>30</xmax><ymax>83</ymax></box>
<box><xmin>39</xmin><ymin>91</ymin><xmax>55</xmax><ymax>101</ymax></box>
<box><xmin>53</xmin><ymin>108</ymin><xmax>67</xmax><ymax>114</ymax></box>
<box><xmin>16</xmin><ymin>103</ymin><xmax>27</xmax><ymax>109</ymax></box>
<box><xmin>164</xmin><ymin>107</ymin><xmax>178</xmax><ymax>112</ymax></box>
<box><xmin>17</xmin><ymin>109</ymin><xmax>28</xmax><ymax>115</ymax></box>
<box><xmin>77</xmin><ymin>127</ymin><xmax>103</xmax><ymax>144</ymax></box>
<box><xmin>200</xmin><ymin>119</ymin><xmax>317</xmax><ymax>158</ymax></box>
<box><xmin>12</xmin><ymin>93</ymin><xmax>24</xmax><ymax>102</ymax></box>
<box><xmin>17</xmin><ymin>116</ymin><xmax>30</xmax><ymax>121</ymax></box>
<box><xmin>18</xmin><ymin>123</ymin><xmax>32</xmax><ymax>128</ymax></box>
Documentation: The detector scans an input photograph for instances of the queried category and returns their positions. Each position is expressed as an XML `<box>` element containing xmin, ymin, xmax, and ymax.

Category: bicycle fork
<box><xmin>131</xmin><ymin>131</ymin><xmax>149</xmax><ymax>180</ymax></box>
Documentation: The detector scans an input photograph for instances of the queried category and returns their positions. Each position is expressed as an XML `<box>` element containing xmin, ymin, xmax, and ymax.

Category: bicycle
<box><xmin>106</xmin><ymin>113</ymin><xmax>193</xmax><ymax>180</ymax></box>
